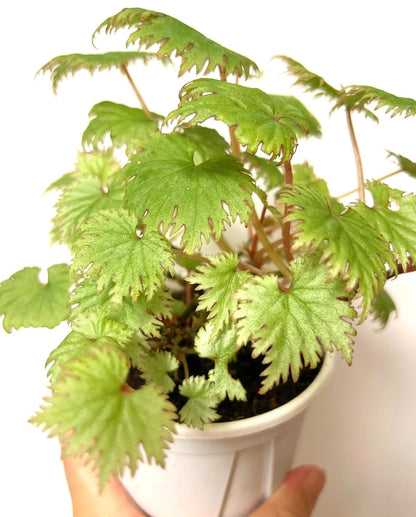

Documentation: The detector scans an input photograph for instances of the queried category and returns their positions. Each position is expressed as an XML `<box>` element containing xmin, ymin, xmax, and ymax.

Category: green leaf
<box><xmin>371</xmin><ymin>289</ymin><xmax>396</xmax><ymax>329</ymax></box>
<box><xmin>72</xmin><ymin>209</ymin><xmax>174</xmax><ymax>304</ymax></box>
<box><xmin>281</xmin><ymin>185</ymin><xmax>395</xmax><ymax>317</ymax></box>
<box><xmin>93</xmin><ymin>8</ymin><xmax>259</xmax><ymax>79</ymax></box>
<box><xmin>39</xmin><ymin>51</ymin><xmax>163</xmax><ymax>92</ymax></box>
<box><xmin>167</xmin><ymin>79</ymin><xmax>320</xmax><ymax>161</ymax></box>
<box><xmin>354</xmin><ymin>181</ymin><xmax>416</xmax><ymax>268</ymax></box>
<box><xmin>71</xmin><ymin>278</ymin><xmax>173</xmax><ymax>338</ymax></box>
<box><xmin>0</xmin><ymin>264</ymin><xmax>71</xmax><ymax>332</ymax></box>
<box><xmin>195</xmin><ymin>324</ymin><xmax>246</xmax><ymax>402</ymax></box>
<box><xmin>188</xmin><ymin>253</ymin><xmax>251</xmax><ymax>335</ymax></box>
<box><xmin>335</xmin><ymin>85</ymin><xmax>416</xmax><ymax>119</ymax></box>
<box><xmin>136</xmin><ymin>349</ymin><xmax>179</xmax><ymax>393</ymax></box>
<box><xmin>177</xmin><ymin>126</ymin><xmax>230</xmax><ymax>164</ymax></box>
<box><xmin>51</xmin><ymin>174</ymin><xmax>125</xmax><ymax>246</ymax></box>
<box><xmin>179</xmin><ymin>376</ymin><xmax>220</xmax><ymax>429</ymax></box>
<box><xmin>31</xmin><ymin>345</ymin><xmax>176</xmax><ymax>488</ymax></box>
<box><xmin>124</xmin><ymin>133</ymin><xmax>255</xmax><ymax>253</ymax></box>
<box><xmin>387</xmin><ymin>151</ymin><xmax>416</xmax><ymax>180</ymax></box>
<box><xmin>242</xmin><ymin>153</ymin><xmax>284</xmax><ymax>190</ymax></box>
<box><xmin>276</xmin><ymin>56</ymin><xmax>340</xmax><ymax>101</ymax></box>
<box><xmin>82</xmin><ymin>101</ymin><xmax>161</xmax><ymax>154</ymax></box>
<box><xmin>235</xmin><ymin>257</ymin><xmax>357</xmax><ymax>393</ymax></box>
<box><xmin>72</xmin><ymin>306</ymin><xmax>134</xmax><ymax>345</ymax></box>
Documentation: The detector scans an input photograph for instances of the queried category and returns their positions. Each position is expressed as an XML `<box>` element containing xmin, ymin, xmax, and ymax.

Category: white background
<box><xmin>1</xmin><ymin>1</ymin><xmax>415</xmax><ymax>516</ymax></box>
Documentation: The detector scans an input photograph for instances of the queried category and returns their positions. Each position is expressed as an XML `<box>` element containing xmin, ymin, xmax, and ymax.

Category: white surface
<box><xmin>0</xmin><ymin>1</ymin><xmax>415</xmax><ymax>516</ymax></box>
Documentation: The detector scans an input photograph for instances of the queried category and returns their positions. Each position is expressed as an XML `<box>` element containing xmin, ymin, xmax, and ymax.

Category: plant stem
<box><xmin>337</xmin><ymin>168</ymin><xmax>404</xmax><ymax>200</ymax></box>
<box><xmin>250</xmin><ymin>209</ymin><xmax>292</xmax><ymax>282</ymax></box>
<box><xmin>250</xmin><ymin>205</ymin><xmax>267</xmax><ymax>259</ymax></box>
<box><xmin>121</xmin><ymin>64</ymin><xmax>155</xmax><ymax>121</ymax></box>
<box><xmin>345</xmin><ymin>108</ymin><xmax>365</xmax><ymax>202</ymax></box>
<box><xmin>283</xmin><ymin>161</ymin><xmax>294</xmax><ymax>261</ymax></box>
<box><xmin>219</xmin><ymin>66</ymin><xmax>241</xmax><ymax>158</ymax></box>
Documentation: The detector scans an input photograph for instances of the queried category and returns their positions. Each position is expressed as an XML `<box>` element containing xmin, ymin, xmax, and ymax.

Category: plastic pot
<box><xmin>120</xmin><ymin>352</ymin><xmax>334</xmax><ymax>517</ymax></box>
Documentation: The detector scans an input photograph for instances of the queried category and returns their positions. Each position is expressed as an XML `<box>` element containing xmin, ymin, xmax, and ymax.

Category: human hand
<box><xmin>63</xmin><ymin>456</ymin><xmax>325</xmax><ymax>517</ymax></box>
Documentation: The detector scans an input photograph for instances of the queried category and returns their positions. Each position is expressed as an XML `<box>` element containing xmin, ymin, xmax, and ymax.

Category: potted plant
<box><xmin>1</xmin><ymin>6</ymin><xmax>415</xmax><ymax>516</ymax></box>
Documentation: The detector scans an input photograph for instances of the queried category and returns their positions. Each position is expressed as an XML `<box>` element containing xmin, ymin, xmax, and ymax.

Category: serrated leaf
<box><xmin>179</xmin><ymin>376</ymin><xmax>220</xmax><ymax>429</ymax></box>
<box><xmin>281</xmin><ymin>185</ymin><xmax>395</xmax><ymax>317</ymax></box>
<box><xmin>31</xmin><ymin>345</ymin><xmax>176</xmax><ymax>488</ymax></box>
<box><xmin>72</xmin><ymin>306</ymin><xmax>134</xmax><ymax>345</ymax></box>
<box><xmin>195</xmin><ymin>324</ymin><xmax>246</xmax><ymax>402</ymax></box>
<box><xmin>51</xmin><ymin>174</ymin><xmax>125</xmax><ymax>246</ymax></box>
<box><xmin>137</xmin><ymin>349</ymin><xmax>179</xmax><ymax>393</ymax></box>
<box><xmin>188</xmin><ymin>253</ymin><xmax>251</xmax><ymax>335</ymax></box>
<box><xmin>93</xmin><ymin>8</ymin><xmax>259</xmax><ymax>79</ymax></box>
<box><xmin>72</xmin><ymin>209</ymin><xmax>174</xmax><ymax>304</ymax></box>
<box><xmin>387</xmin><ymin>151</ymin><xmax>416</xmax><ymax>180</ymax></box>
<box><xmin>167</xmin><ymin>79</ymin><xmax>320</xmax><ymax>161</ymax></box>
<box><xmin>355</xmin><ymin>181</ymin><xmax>416</xmax><ymax>268</ymax></box>
<box><xmin>0</xmin><ymin>264</ymin><xmax>71</xmax><ymax>332</ymax></box>
<box><xmin>39</xmin><ymin>51</ymin><xmax>163</xmax><ymax>92</ymax></box>
<box><xmin>235</xmin><ymin>257</ymin><xmax>357</xmax><ymax>393</ymax></box>
<box><xmin>82</xmin><ymin>101</ymin><xmax>161</xmax><ymax>154</ymax></box>
<box><xmin>124</xmin><ymin>133</ymin><xmax>255</xmax><ymax>252</ymax></box>
<box><xmin>276</xmin><ymin>56</ymin><xmax>340</xmax><ymax>101</ymax></box>
<box><xmin>177</xmin><ymin>126</ymin><xmax>230</xmax><ymax>164</ymax></box>
<box><xmin>371</xmin><ymin>288</ymin><xmax>396</xmax><ymax>329</ymax></box>
<box><xmin>335</xmin><ymin>85</ymin><xmax>416</xmax><ymax>119</ymax></box>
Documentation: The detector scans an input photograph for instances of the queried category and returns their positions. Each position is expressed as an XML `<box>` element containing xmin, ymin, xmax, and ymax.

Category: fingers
<box><xmin>249</xmin><ymin>465</ymin><xmax>326</xmax><ymax>517</ymax></box>
<box><xmin>62</xmin><ymin>455</ymin><xmax>147</xmax><ymax>517</ymax></box>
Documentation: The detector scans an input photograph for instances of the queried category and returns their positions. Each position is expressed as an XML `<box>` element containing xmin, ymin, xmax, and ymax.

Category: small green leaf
<box><xmin>335</xmin><ymin>85</ymin><xmax>416</xmax><ymax>119</ymax></box>
<box><xmin>387</xmin><ymin>151</ymin><xmax>416</xmax><ymax>180</ymax></box>
<box><xmin>371</xmin><ymin>289</ymin><xmax>396</xmax><ymax>329</ymax></box>
<box><xmin>195</xmin><ymin>324</ymin><xmax>246</xmax><ymax>402</ymax></box>
<box><xmin>31</xmin><ymin>345</ymin><xmax>177</xmax><ymax>488</ymax></box>
<box><xmin>82</xmin><ymin>101</ymin><xmax>161</xmax><ymax>154</ymax></box>
<box><xmin>188</xmin><ymin>253</ymin><xmax>251</xmax><ymax>335</ymax></box>
<box><xmin>72</xmin><ymin>209</ymin><xmax>174</xmax><ymax>304</ymax></box>
<box><xmin>276</xmin><ymin>56</ymin><xmax>340</xmax><ymax>101</ymax></box>
<box><xmin>125</xmin><ymin>133</ymin><xmax>255</xmax><ymax>253</ymax></box>
<box><xmin>136</xmin><ymin>349</ymin><xmax>179</xmax><ymax>393</ymax></box>
<box><xmin>39</xmin><ymin>51</ymin><xmax>163</xmax><ymax>92</ymax></box>
<box><xmin>93</xmin><ymin>8</ymin><xmax>259</xmax><ymax>79</ymax></box>
<box><xmin>179</xmin><ymin>376</ymin><xmax>220</xmax><ymax>429</ymax></box>
<box><xmin>167</xmin><ymin>79</ymin><xmax>320</xmax><ymax>161</ymax></box>
<box><xmin>0</xmin><ymin>264</ymin><xmax>71</xmax><ymax>332</ymax></box>
<box><xmin>235</xmin><ymin>257</ymin><xmax>357</xmax><ymax>393</ymax></box>
<box><xmin>72</xmin><ymin>306</ymin><xmax>133</xmax><ymax>345</ymax></box>
<box><xmin>281</xmin><ymin>185</ymin><xmax>395</xmax><ymax>317</ymax></box>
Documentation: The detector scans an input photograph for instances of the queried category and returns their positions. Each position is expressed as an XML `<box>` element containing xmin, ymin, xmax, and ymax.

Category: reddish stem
<box><xmin>283</xmin><ymin>161</ymin><xmax>294</xmax><ymax>261</ymax></box>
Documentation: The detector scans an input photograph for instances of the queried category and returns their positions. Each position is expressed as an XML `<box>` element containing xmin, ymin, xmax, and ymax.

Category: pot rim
<box><xmin>173</xmin><ymin>351</ymin><xmax>335</xmax><ymax>441</ymax></box>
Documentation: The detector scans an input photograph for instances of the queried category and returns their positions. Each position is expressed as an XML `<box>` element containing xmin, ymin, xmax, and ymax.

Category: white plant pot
<box><xmin>121</xmin><ymin>353</ymin><xmax>334</xmax><ymax>517</ymax></box>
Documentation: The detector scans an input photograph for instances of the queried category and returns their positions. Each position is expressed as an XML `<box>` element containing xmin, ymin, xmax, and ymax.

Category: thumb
<box><xmin>250</xmin><ymin>465</ymin><xmax>326</xmax><ymax>517</ymax></box>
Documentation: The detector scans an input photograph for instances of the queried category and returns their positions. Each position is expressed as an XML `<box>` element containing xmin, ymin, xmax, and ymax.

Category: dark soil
<box><xmin>127</xmin><ymin>345</ymin><xmax>322</xmax><ymax>422</ymax></box>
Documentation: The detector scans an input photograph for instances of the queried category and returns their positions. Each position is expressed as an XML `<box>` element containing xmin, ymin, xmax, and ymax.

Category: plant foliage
<box><xmin>1</xmin><ymin>5</ymin><xmax>415</xmax><ymax>488</ymax></box>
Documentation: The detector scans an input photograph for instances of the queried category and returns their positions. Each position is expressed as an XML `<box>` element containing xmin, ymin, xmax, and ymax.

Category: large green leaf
<box><xmin>82</xmin><ymin>101</ymin><xmax>161</xmax><ymax>154</ymax></box>
<box><xmin>93</xmin><ymin>8</ymin><xmax>259</xmax><ymax>78</ymax></box>
<box><xmin>355</xmin><ymin>181</ymin><xmax>416</xmax><ymax>268</ymax></box>
<box><xmin>0</xmin><ymin>264</ymin><xmax>71</xmax><ymax>332</ymax></box>
<box><xmin>51</xmin><ymin>174</ymin><xmax>125</xmax><ymax>246</ymax></box>
<box><xmin>124</xmin><ymin>133</ymin><xmax>255</xmax><ymax>253</ymax></box>
<box><xmin>188</xmin><ymin>253</ymin><xmax>251</xmax><ymax>335</ymax></box>
<box><xmin>282</xmin><ymin>185</ymin><xmax>395</xmax><ymax>317</ymax></box>
<box><xmin>235</xmin><ymin>257</ymin><xmax>357</xmax><ymax>392</ymax></box>
<box><xmin>39</xmin><ymin>51</ymin><xmax>163</xmax><ymax>92</ymax></box>
<box><xmin>167</xmin><ymin>79</ymin><xmax>320</xmax><ymax>160</ymax></box>
<box><xmin>31</xmin><ymin>345</ymin><xmax>177</xmax><ymax>488</ymax></box>
<box><xmin>72</xmin><ymin>209</ymin><xmax>175</xmax><ymax>304</ymax></box>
